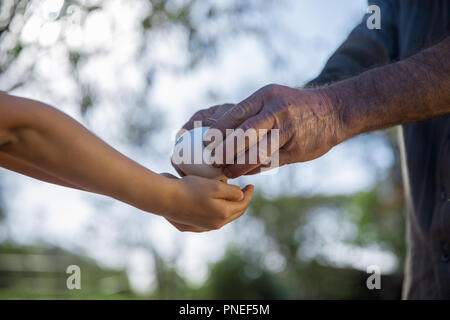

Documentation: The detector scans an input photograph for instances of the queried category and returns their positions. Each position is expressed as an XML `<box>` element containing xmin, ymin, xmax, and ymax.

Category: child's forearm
<box><xmin>0</xmin><ymin>93</ymin><xmax>175</xmax><ymax>215</ymax></box>
<box><xmin>0</xmin><ymin>93</ymin><xmax>255</xmax><ymax>232</ymax></box>
<box><xmin>0</xmin><ymin>151</ymin><xmax>84</xmax><ymax>189</ymax></box>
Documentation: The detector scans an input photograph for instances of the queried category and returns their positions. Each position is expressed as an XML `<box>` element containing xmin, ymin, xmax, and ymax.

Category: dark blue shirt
<box><xmin>309</xmin><ymin>0</ymin><xmax>450</xmax><ymax>299</ymax></box>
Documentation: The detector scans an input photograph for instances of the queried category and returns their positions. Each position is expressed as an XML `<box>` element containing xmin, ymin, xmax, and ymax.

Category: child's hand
<box><xmin>161</xmin><ymin>173</ymin><xmax>254</xmax><ymax>232</ymax></box>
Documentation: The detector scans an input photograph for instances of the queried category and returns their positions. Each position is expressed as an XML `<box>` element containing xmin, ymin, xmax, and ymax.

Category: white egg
<box><xmin>171</xmin><ymin>126</ymin><xmax>225</xmax><ymax>180</ymax></box>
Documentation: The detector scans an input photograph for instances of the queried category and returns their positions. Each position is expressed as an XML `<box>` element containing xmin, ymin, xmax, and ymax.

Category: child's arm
<box><xmin>0</xmin><ymin>151</ymin><xmax>85</xmax><ymax>190</ymax></box>
<box><xmin>0</xmin><ymin>93</ymin><xmax>253</xmax><ymax>231</ymax></box>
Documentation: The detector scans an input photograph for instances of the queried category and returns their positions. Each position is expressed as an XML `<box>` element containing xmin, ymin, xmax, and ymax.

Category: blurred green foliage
<box><xmin>0</xmin><ymin>179</ymin><xmax>405</xmax><ymax>299</ymax></box>
<box><xmin>195</xmin><ymin>185</ymin><xmax>405</xmax><ymax>300</ymax></box>
<box><xmin>0</xmin><ymin>243</ymin><xmax>133</xmax><ymax>299</ymax></box>
<box><xmin>142</xmin><ymin>166</ymin><xmax>405</xmax><ymax>300</ymax></box>
<box><xmin>0</xmin><ymin>0</ymin><xmax>271</xmax><ymax>147</ymax></box>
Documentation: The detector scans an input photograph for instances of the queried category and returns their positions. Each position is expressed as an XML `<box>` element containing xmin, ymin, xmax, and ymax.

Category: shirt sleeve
<box><xmin>306</xmin><ymin>0</ymin><xmax>398</xmax><ymax>87</ymax></box>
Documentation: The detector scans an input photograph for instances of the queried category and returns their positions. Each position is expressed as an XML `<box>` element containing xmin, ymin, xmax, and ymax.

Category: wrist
<box><xmin>316</xmin><ymin>85</ymin><xmax>360</xmax><ymax>143</ymax></box>
<box><xmin>150</xmin><ymin>175</ymin><xmax>188</xmax><ymax>219</ymax></box>
<box><xmin>161</xmin><ymin>177</ymin><xmax>185</xmax><ymax>218</ymax></box>
<box><xmin>149</xmin><ymin>175</ymin><xmax>182</xmax><ymax>217</ymax></box>
<box><xmin>115</xmin><ymin>169</ymin><xmax>181</xmax><ymax>217</ymax></box>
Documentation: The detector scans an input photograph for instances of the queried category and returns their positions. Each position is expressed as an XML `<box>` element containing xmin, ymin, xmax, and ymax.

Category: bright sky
<box><xmin>0</xmin><ymin>0</ymin><xmax>398</xmax><ymax>294</ymax></box>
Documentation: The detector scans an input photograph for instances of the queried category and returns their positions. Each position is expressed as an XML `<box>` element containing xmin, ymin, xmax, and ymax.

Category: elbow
<box><xmin>0</xmin><ymin>129</ymin><xmax>15</xmax><ymax>149</ymax></box>
<box><xmin>0</xmin><ymin>128</ymin><xmax>21</xmax><ymax>153</ymax></box>
<box><xmin>0</xmin><ymin>94</ymin><xmax>49</xmax><ymax>152</ymax></box>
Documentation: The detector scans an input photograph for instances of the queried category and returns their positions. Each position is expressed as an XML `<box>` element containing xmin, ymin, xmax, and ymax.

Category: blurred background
<box><xmin>0</xmin><ymin>0</ymin><xmax>405</xmax><ymax>299</ymax></box>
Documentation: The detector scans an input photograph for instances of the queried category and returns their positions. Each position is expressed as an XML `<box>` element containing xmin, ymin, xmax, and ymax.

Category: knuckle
<box><xmin>198</xmin><ymin>109</ymin><xmax>210</xmax><ymax>117</ymax></box>
<box><xmin>217</xmin><ymin>207</ymin><xmax>229</xmax><ymax>220</ymax></box>
<box><xmin>262</xmin><ymin>83</ymin><xmax>280</xmax><ymax>96</ymax></box>
<box><xmin>229</xmin><ymin>105</ymin><xmax>246</xmax><ymax>121</ymax></box>
<box><xmin>284</xmin><ymin>101</ymin><xmax>297</xmax><ymax>115</ymax></box>
<box><xmin>222</xmin><ymin>103</ymin><xmax>235</xmax><ymax>109</ymax></box>
<box><xmin>214</xmin><ymin>104</ymin><xmax>233</xmax><ymax>117</ymax></box>
<box><xmin>242</xmin><ymin>116</ymin><xmax>264</xmax><ymax>131</ymax></box>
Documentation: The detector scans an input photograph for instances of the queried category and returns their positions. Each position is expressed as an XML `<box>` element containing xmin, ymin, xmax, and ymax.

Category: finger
<box><xmin>183</xmin><ymin>108</ymin><xmax>218</xmax><ymax>131</ymax></box>
<box><xmin>224</xmin><ymin>184</ymin><xmax>255</xmax><ymax>220</ymax></box>
<box><xmin>222</xmin><ymin>130</ymin><xmax>281</xmax><ymax>178</ymax></box>
<box><xmin>175</xmin><ymin>109</ymin><xmax>217</xmax><ymax>142</ymax></box>
<box><xmin>202</xmin><ymin>104</ymin><xmax>235</xmax><ymax>146</ymax></box>
<box><xmin>222</xmin><ymin>140</ymin><xmax>262</xmax><ymax>178</ymax></box>
<box><xmin>224</xmin><ymin>163</ymin><xmax>261</xmax><ymax>179</ymax></box>
<box><xmin>215</xmin><ymin>181</ymin><xmax>244</xmax><ymax>201</ymax></box>
<box><xmin>212</xmin><ymin>185</ymin><xmax>254</xmax><ymax>229</ymax></box>
<box><xmin>238</xmin><ymin>148</ymin><xmax>289</xmax><ymax>176</ymax></box>
<box><xmin>211</xmin><ymin>113</ymin><xmax>275</xmax><ymax>168</ymax></box>
<box><xmin>206</xmin><ymin>91</ymin><xmax>265</xmax><ymax>150</ymax></box>
<box><xmin>177</xmin><ymin>104</ymin><xmax>235</xmax><ymax>146</ymax></box>
<box><xmin>182</xmin><ymin>104</ymin><xmax>234</xmax><ymax>133</ymax></box>
<box><xmin>219</xmin><ymin>114</ymin><xmax>279</xmax><ymax>169</ymax></box>
<box><xmin>210</xmin><ymin>103</ymin><xmax>235</xmax><ymax>122</ymax></box>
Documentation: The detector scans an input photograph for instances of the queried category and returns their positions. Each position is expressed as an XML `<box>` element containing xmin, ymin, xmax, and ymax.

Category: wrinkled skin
<box><xmin>174</xmin><ymin>84</ymin><xmax>345</xmax><ymax>178</ymax></box>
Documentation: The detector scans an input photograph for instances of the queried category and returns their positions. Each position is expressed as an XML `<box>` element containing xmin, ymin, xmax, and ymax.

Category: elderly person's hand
<box><xmin>202</xmin><ymin>84</ymin><xmax>346</xmax><ymax>178</ymax></box>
